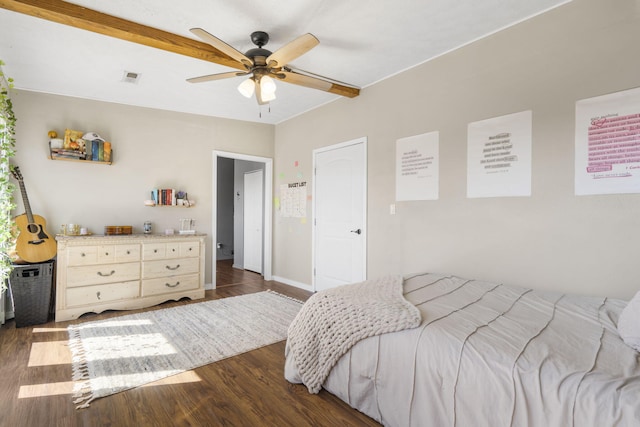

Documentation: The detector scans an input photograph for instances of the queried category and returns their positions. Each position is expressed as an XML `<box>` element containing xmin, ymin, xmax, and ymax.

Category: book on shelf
<box><xmin>103</xmin><ymin>142</ymin><xmax>112</xmax><ymax>162</ymax></box>
<box><xmin>91</xmin><ymin>140</ymin><xmax>99</xmax><ymax>161</ymax></box>
<box><xmin>89</xmin><ymin>140</ymin><xmax>112</xmax><ymax>162</ymax></box>
<box><xmin>50</xmin><ymin>148</ymin><xmax>86</xmax><ymax>160</ymax></box>
<box><xmin>151</xmin><ymin>188</ymin><xmax>178</xmax><ymax>206</ymax></box>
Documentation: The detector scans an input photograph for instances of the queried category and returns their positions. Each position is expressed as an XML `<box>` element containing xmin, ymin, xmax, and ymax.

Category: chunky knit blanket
<box><xmin>286</xmin><ymin>275</ymin><xmax>422</xmax><ymax>393</ymax></box>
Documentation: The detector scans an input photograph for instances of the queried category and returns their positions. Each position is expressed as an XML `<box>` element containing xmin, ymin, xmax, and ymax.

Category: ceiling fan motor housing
<box><xmin>246</xmin><ymin>31</ymin><xmax>272</xmax><ymax>66</ymax></box>
<box><xmin>245</xmin><ymin>47</ymin><xmax>272</xmax><ymax>65</ymax></box>
<box><xmin>250</xmin><ymin>31</ymin><xmax>269</xmax><ymax>47</ymax></box>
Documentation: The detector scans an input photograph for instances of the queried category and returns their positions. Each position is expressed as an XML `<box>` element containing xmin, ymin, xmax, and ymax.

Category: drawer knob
<box><xmin>165</xmin><ymin>264</ymin><xmax>181</xmax><ymax>271</ymax></box>
<box><xmin>81</xmin><ymin>253</ymin><xmax>86</xmax><ymax>257</ymax></box>
<box><xmin>96</xmin><ymin>291</ymin><xmax>101</xmax><ymax>300</ymax></box>
<box><xmin>126</xmin><ymin>250</ymin><xmax>130</xmax><ymax>254</ymax></box>
<box><xmin>154</xmin><ymin>249</ymin><xmax>158</xmax><ymax>253</ymax></box>
<box><xmin>165</xmin><ymin>281</ymin><xmax>180</xmax><ymax>288</ymax></box>
<box><xmin>104</xmin><ymin>252</ymin><xmax>109</xmax><ymax>256</ymax></box>
<box><xmin>172</xmin><ymin>248</ymin><xmax>176</xmax><ymax>252</ymax></box>
<box><xmin>97</xmin><ymin>270</ymin><xmax>116</xmax><ymax>277</ymax></box>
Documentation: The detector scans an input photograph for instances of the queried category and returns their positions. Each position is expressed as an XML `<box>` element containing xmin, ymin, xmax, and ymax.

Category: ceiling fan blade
<box><xmin>190</xmin><ymin>28</ymin><xmax>253</xmax><ymax>68</ymax></box>
<box><xmin>280</xmin><ymin>70</ymin><xmax>360</xmax><ymax>98</ymax></box>
<box><xmin>280</xmin><ymin>70</ymin><xmax>333</xmax><ymax>91</ymax></box>
<box><xmin>267</xmin><ymin>33</ymin><xmax>319</xmax><ymax>67</ymax></box>
<box><xmin>187</xmin><ymin>71</ymin><xmax>247</xmax><ymax>84</ymax></box>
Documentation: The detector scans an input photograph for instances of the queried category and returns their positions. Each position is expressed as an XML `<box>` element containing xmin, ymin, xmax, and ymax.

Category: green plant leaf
<box><xmin>0</xmin><ymin>59</ymin><xmax>17</xmax><ymax>293</ymax></box>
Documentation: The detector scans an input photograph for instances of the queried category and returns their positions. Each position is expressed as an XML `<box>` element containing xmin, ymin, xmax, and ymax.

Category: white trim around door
<box><xmin>212</xmin><ymin>150</ymin><xmax>273</xmax><ymax>289</ymax></box>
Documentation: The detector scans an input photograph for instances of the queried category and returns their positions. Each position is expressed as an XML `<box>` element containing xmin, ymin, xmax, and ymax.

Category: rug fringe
<box><xmin>71</xmin><ymin>376</ymin><xmax>96</xmax><ymax>409</ymax></box>
<box><xmin>73</xmin><ymin>388</ymin><xmax>96</xmax><ymax>409</ymax></box>
<box><xmin>68</xmin><ymin>324</ymin><xmax>95</xmax><ymax>409</ymax></box>
<box><xmin>266</xmin><ymin>289</ymin><xmax>305</xmax><ymax>304</ymax></box>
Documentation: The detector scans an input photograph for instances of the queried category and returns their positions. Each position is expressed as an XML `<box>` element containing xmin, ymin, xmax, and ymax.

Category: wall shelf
<box><xmin>149</xmin><ymin>188</ymin><xmax>191</xmax><ymax>207</ymax></box>
<box><xmin>145</xmin><ymin>204</ymin><xmax>192</xmax><ymax>208</ymax></box>
<box><xmin>49</xmin><ymin>156</ymin><xmax>112</xmax><ymax>165</ymax></box>
<box><xmin>48</xmin><ymin>140</ymin><xmax>113</xmax><ymax>164</ymax></box>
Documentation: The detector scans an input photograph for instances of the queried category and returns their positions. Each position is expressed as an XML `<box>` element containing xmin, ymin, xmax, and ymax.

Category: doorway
<box><xmin>312</xmin><ymin>137</ymin><xmax>367</xmax><ymax>292</ymax></box>
<box><xmin>212</xmin><ymin>151</ymin><xmax>273</xmax><ymax>288</ymax></box>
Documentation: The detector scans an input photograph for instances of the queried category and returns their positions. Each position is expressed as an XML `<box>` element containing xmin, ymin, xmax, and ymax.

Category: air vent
<box><xmin>121</xmin><ymin>71</ymin><xmax>141</xmax><ymax>84</ymax></box>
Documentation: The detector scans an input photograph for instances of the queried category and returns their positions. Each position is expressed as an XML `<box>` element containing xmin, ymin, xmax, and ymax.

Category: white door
<box><xmin>313</xmin><ymin>138</ymin><xmax>367</xmax><ymax>291</ymax></box>
<box><xmin>243</xmin><ymin>170</ymin><xmax>263</xmax><ymax>274</ymax></box>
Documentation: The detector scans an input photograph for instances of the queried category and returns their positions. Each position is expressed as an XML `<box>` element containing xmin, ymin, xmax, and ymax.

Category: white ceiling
<box><xmin>0</xmin><ymin>0</ymin><xmax>570</xmax><ymax>125</ymax></box>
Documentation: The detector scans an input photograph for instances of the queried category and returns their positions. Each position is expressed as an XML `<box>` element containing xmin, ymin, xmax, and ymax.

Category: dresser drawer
<box><xmin>142</xmin><ymin>273</ymin><xmax>199</xmax><ymax>297</ymax></box>
<box><xmin>180</xmin><ymin>241</ymin><xmax>200</xmax><ymax>257</ymax></box>
<box><xmin>142</xmin><ymin>257</ymin><xmax>199</xmax><ymax>279</ymax></box>
<box><xmin>66</xmin><ymin>281</ymin><xmax>140</xmax><ymax>307</ymax></box>
<box><xmin>115</xmin><ymin>245</ymin><xmax>141</xmax><ymax>262</ymax></box>
<box><xmin>68</xmin><ymin>244</ymin><xmax>140</xmax><ymax>266</ymax></box>
<box><xmin>143</xmin><ymin>241</ymin><xmax>192</xmax><ymax>260</ymax></box>
<box><xmin>67</xmin><ymin>262</ymin><xmax>141</xmax><ymax>287</ymax></box>
<box><xmin>67</xmin><ymin>246</ymin><xmax>101</xmax><ymax>266</ymax></box>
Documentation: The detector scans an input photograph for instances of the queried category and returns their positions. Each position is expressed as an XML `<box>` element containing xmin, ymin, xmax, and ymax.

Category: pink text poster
<box><xmin>575</xmin><ymin>87</ymin><xmax>640</xmax><ymax>195</ymax></box>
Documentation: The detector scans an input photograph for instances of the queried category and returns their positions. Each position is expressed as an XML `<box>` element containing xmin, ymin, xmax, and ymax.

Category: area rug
<box><xmin>67</xmin><ymin>291</ymin><xmax>303</xmax><ymax>408</ymax></box>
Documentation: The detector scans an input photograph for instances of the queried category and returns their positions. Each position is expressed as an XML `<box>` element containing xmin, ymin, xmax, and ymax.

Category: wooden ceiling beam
<box><xmin>0</xmin><ymin>0</ymin><xmax>245</xmax><ymax>70</ymax></box>
<box><xmin>0</xmin><ymin>0</ymin><xmax>360</xmax><ymax>98</ymax></box>
<box><xmin>328</xmin><ymin>84</ymin><xmax>359</xmax><ymax>98</ymax></box>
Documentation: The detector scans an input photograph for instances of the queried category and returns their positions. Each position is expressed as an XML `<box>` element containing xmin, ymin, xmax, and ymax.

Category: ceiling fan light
<box><xmin>262</xmin><ymin>90</ymin><xmax>276</xmax><ymax>102</ymax></box>
<box><xmin>238</xmin><ymin>78</ymin><xmax>255</xmax><ymax>98</ymax></box>
<box><xmin>261</xmin><ymin>75</ymin><xmax>277</xmax><ymax>95</ymax></box>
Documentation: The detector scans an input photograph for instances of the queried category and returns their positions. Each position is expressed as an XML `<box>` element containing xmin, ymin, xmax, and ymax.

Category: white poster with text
<box><xmin>467</xmin><ymin>110</ymin><xmax>532</xmax><ymax>198</ymax></box>
<box><xmin>279</xmin><ymin>182</ymin><xmax>307</xmax><ymax>218</ymax></box>
<box><xmin>396</xmin><ymin>131</ymin><xmax>439</xmax><ymax>201</ymax></box>
<box><xmin>575</xmin><ymin>86</ymin><xmax>640</xmax><ymax>195</ymax></box>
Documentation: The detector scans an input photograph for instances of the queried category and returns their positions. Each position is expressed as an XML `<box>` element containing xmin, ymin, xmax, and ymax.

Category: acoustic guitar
<box><xmin>10</xmin><ymin>166</ymin><xmax>57</xmax><ymax>263</ymax></box>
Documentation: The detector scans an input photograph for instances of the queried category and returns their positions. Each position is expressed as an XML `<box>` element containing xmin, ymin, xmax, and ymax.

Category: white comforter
<box><xmin>285</xmin><ymin>273</ymin><xmax>640</xmax><ymax>426</ymax></box>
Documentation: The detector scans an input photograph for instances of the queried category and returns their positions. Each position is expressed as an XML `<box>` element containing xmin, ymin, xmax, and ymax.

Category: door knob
<box><xmin>350</xmin><ymin>229</ymin><xmax>362</xmax><ymax>235</ymax></box>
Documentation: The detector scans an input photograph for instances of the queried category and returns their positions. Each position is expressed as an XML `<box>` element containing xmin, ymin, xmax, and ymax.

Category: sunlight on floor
<box><xmin>74</xmin><ymin>319</ymin><xmax>154</xmax><ymax>330</ymax></box>
<box><xmin>32</xmin><ymin>327</ymin><xmax>68</xmax><ymax>333</ymax></box>
<box><xmin>28</xmin><ymin>341</ymin><xmax>71</xmax><ymax>366</ymax></box>
<box><xmin>79</xmin><ymin>333</ymin><xmax>177</xmax><ymax>361</ymax></box>
<box><xmin>21</xmin><ymin>331</ymin><xmax>201</xmax><ymax>399</ymax></box>
<box><xmin>18</xmin><ymin>381</ymin><xmax>75</xmax><ymax>398</ymax></box>
<box><xmin>18</xmin><ymin>371</ymin><xmax>202</xmax><ymax>399</ymax></box>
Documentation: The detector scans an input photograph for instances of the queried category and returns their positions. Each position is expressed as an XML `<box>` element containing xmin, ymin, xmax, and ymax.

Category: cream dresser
<box><xmin>55</xmin><ymin>234</ymin><xmax>206</xmax><ymax>321</ymax></box>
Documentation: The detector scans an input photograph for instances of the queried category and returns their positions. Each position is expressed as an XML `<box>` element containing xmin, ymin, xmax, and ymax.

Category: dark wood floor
<box><xmin>0</xmin><ymin>260</ymin><xmax>380</xmax><ymax>427</ymax></box>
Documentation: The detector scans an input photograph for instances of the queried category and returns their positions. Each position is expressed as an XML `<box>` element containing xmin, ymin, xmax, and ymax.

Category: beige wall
<box><xmin>274</xmin><ymin>0</ymin><xmax>640</xmax><ymax>299</ymax></box>
<box><xmin>11</xmin><ymin>90</ymin><xmax>274</xmax><ymax>286</ymax></box>
<box><xmin>9</xmin><ymin>0</ymin><xmax>640</xmax><ymax>300</ymax></box>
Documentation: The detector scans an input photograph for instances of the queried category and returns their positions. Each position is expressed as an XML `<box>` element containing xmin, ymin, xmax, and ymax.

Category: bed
<box><xmin>285</xmin><ymin>273</ymin><xmax>640</xmax><ymax>426</ymax></box>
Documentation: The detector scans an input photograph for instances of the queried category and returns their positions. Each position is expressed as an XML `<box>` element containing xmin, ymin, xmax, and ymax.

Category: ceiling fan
<box><xmin>187</xmin><ymin>28</ymin><xmax>358</xmax><ymax>105</ymax></box>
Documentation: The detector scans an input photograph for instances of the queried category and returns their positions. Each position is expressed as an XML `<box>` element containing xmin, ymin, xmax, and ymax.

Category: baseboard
<box><xmin>204</xmin><ymin>282</ymin><xmax>214</xmax><ymax>290</ymax></box>
<box><xmin>271</xmin><ymin>275</ymin><xmax>313</xmax><ymax>292</ymax></box>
